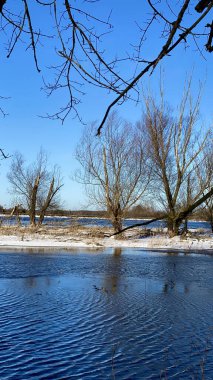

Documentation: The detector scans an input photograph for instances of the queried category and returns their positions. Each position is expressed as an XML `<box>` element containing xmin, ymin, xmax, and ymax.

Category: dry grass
<box><xmin>0</xmin><ymin>225</ymin><xmax>211</xmax><ymax>251</ymax></box>
<box><xmin>0</xmin><ymin>225</ymin><xmax>113</xmax><ymax>240</ymax></box>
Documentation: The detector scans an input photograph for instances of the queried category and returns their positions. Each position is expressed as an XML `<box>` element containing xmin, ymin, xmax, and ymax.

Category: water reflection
<box><xmin>24</xmin><ymin>276</ymin><xmax>52</xmax><ymax>288</ymax></box>
<box><xmin>101</xmin><ymin>248</ymin><xmax>123</xmax><ymax>294</ymax></box>
<box><xmin>113</xmin><ymin>247</ymin><xmax>122</xmax><ymax>256</ymax></box>
<box><xmin>163</xmin><ymin>281</ymin><xmax>191</xmax><ymax>295</ymax></box>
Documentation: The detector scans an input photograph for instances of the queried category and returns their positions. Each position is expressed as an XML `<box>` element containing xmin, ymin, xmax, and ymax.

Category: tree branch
<box><xmin>0</xmin><ymin>0</ymin><xmax>6</xmax><ymax>13</ymax></box>
<box><xmin>110</xmin><ymin>215</ymin><xmax>166</xmax><ymax>236</ymax></box>
<box><xmin>97</xmin><ymin>2</ymin><xmax>213</xmax><ymax>134</ymax></box>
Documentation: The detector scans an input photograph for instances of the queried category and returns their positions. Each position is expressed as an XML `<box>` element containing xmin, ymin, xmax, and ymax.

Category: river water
<box><xmin>0</xmin><ymin>215</ymin><xmax>211</xmax><ymax>230</ymax></box>
<box><xmin>0</xmin><ymin>248</ymin><xmax>212</xmax><ymax>379</ymax></box>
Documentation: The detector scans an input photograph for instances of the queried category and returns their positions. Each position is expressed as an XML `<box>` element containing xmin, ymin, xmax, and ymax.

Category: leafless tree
<box><xmin>0</xmin><ymin>1</ymin><xmax>212</xmax><ymax>130</ymax></box>
<box><xmin>7</xmin><ymin>149</ymin><xmax>63</xmax><ymax>226</ymax></box>
<box><xmin>139</xmin><ymin>83</ymin><xmax>212</xmax><ymax>235</ymax></box>
<box><xmin>76</xmin><ymin>112</ymin><xmax>150</xmax><ymax>233</ymax></box>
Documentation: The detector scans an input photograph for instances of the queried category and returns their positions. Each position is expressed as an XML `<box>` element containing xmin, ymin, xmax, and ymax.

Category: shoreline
<box><xmin>0</xmin><ymin>246</ymin><xmax>212</xmax><ymax>257</ymax></box>
<box><xmin>0</xmin><ymin>225</ymin><xmax>212</xmax><ymax>253</ymax></box>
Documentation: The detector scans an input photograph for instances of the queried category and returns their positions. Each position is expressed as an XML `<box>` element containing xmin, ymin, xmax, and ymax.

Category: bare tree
<box><xmin>76</xmin><ymin>112</ymin><xmax>150</xmax><ymax>233</ymax></box>
<box><xmin>7</xmin><ymin>149</ymin><xmax>63</xmax><ymax>226</ymax></box>
<box><xmin>0</xmin><ymin>1</ymin><xmax>212</xmax><ymax>129</ymax></box>
<box><xmin>139</xmin><ymin>83</ymin><xmax>212</xmax><ymax>235</ymax></box>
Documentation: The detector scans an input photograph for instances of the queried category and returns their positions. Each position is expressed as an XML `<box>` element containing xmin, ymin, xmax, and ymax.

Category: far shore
<box><xmin>0</xmin><ymin>225</ymin><xmax>212</xmax><ymax>253</ymax></box>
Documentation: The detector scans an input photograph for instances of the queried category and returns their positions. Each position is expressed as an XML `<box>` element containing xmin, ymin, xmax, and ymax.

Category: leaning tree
<box><xmin>138</xmin><ymin>83</ymin><xmax>212</xmax><ymax>235</ymax></box>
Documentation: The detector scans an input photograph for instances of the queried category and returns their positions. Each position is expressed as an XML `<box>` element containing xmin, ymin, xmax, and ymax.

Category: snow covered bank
<box><xmin>0</xmin><ymin>226</ymin><xmax>212</xmax><ymax>252</ymax></box>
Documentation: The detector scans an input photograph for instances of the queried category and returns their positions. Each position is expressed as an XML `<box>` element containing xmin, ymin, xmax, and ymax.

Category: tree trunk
<box><xmin>210</xmin><ymin>215</ymin><xmax>213</xmax><ymax>233</ymax></box>
<box><xmin>38</xmin><ymin>178</ymin><xmax>54</xmax><ymax>226</ymax></box>
<box><xmin>175</xmin><ymin>187</ymin><xmax>213</xmax><ymax>227</ymax></box>
<box><xmin>112</xmin><ymin>217</ymin><xmax>123</xmax><ymax>234</ymax></box>
<box><xmin>10</xmin><ymin>205</ymin><xmax>22</xmax><ymax>227</ymax></box>
<box><xmin>29</xmin><ymin>175</ymin><xmax>40</xmax><ymax>226</ymax></box>
<box><xmin>167</xmin><ymin>188</ymin><xmax>213</xmax><ymax>236</ymax></box>
<box><xmin>111</xmin><ymin>203</ymin><xmax>123</xmax><ymax>233</ymax></box>
<box><xmin>167</xmin><ymin>217</ymin><xmax>180</xmax><ymax>237</ymax></box>
<box><xmin>206</xmin><ymin>203</ymin><xmax>213</xmax><ymax>232</ymax></box>
<box><xmin>111</xmin><ymin>189</ymin><xmax>213</xmax><ymax>237</ymax></box>
<box><xmin>183</xmin><ymin>218</ymin><xmax>188</xmax><ymax>234</ymax></box>
<box><xmin>38</xmin><ymin>210</ymin><xmax>46</xmax><ymax>227</ymax></box>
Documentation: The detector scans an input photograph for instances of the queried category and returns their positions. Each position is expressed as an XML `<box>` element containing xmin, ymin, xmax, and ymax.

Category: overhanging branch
<box><xmin>195</xmin><ymin>0</ymin><xmax>212</xmax><ymax>13</ymax></box>
<box><xmin>97</xmin><ymin>2</ymin><xmax>213</xmax><ymax>134</ymax></box>
<box><xmin>0</xmin><ymin>0</ymin><xmax>6</xmax><ymax>13</ymax></box>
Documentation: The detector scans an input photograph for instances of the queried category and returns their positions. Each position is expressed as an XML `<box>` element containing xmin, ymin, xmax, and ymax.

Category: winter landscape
<box><xmin>0</xmin><ymin>1</ymin><xmax>212</xmax><ymax>379</ymax></box>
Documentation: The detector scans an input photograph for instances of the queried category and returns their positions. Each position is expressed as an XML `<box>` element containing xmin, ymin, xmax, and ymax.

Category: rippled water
<box><xmin>0</xmin><ymin>249</ymin><xmax>212</xmax><ymax>379</ymax></box>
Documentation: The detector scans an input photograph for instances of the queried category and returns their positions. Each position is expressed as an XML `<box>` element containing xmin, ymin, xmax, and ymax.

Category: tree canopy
<box><xmin>75</xmin><ymin>112</ymin><xmax>150</xmax><ymax>232</ymax></box>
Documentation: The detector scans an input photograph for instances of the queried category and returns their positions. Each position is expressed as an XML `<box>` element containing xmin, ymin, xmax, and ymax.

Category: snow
<box><xmin>0</xmin><ymin>226</ymin><xmax>212</xmax><ymax>252</ymax></box>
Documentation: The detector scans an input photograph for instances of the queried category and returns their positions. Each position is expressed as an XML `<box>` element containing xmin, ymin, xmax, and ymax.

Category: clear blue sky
<box><xmin>0</xmin><ymin>1</ymin><xmax>212</xmax><ymax>209</ymax></box>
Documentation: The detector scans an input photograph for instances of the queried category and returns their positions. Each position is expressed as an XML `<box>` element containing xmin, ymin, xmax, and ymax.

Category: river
<box><xmin>0</xmin><ymin>215</ymin><xmax>212</xmax><ymax>231</ymax></box>
<box><xmin>0</xmin><ymin>248</ymin><xmax>212</xmax><ymax>379</ymax></box>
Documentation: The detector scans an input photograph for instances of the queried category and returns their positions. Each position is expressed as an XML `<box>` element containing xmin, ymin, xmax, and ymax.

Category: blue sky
<box><xmin>0</xmin><ymin>1</ymin><xmax>212</xmax><ymax>209</ymax></box>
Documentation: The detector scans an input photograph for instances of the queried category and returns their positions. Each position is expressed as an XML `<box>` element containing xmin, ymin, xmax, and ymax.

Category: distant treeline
<box><xmin>0</xmin><ymin>204</ymin><xmax>208</xmax><ymax>221</ymax></box>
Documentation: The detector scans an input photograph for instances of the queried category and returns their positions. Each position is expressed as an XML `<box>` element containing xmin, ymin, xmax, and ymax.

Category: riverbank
<box><xmin>0</xmin><ymin>225</ymin><xmax>212</xmax><ymax>252</ymax></box>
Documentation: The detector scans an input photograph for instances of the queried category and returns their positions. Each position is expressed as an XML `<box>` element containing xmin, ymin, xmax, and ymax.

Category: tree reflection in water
<box><xmin>101</xmin><ymin>248</ymin><xmax>123</xmax><ymax>294</ymax></box>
